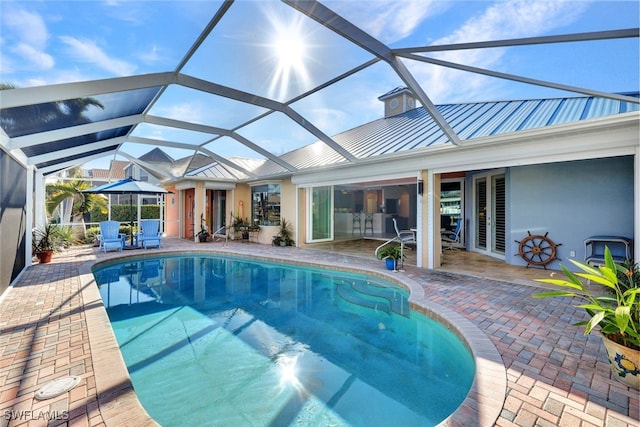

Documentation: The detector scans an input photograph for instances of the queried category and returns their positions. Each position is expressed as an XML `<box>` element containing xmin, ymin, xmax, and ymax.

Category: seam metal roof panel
<box><xmin>549</xmin><ymin>97</ymin><xmax>588</xmax><ymax>126</ymax></box>
<box><xmin>469</xmin><ymin>101</ymin><xmax>524</xmax><ymax>138</ymax></box>
<box><xmin>584</xmin><ymin>97</ymin><xmax>621</xmax><ymax>119</ymax></box>
<box><xmin>518</xmin><ymin>99</ymin><xmax>562</xmax><ymax>130</ymax></box>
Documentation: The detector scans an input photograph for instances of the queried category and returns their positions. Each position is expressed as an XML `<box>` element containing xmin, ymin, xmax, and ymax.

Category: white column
<box><xmin>635</xmin><ymin>145</ymin><xmax>639</xmax><ymax>263</ymax></box>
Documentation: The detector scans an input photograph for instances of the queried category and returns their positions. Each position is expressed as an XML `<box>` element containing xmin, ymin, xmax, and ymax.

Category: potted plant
<box><xmin>32</xmin><ymin>223</ymin><xmax>62</xmax><ymax>263</ymax></box>
<box><xmin>376</xmin><ymin>244</ymin><xmax>404</xmax><ymax>271</ymax></box>
<box><xmin>533</xmin><ymin>247</ymin><xmax>639</xmax><ymax>389</ymax></box>
<box><xmin>196</xmin><ymin>214</ymin><xmax>209</xmax><ymax>242</ymax></box>
<box><xmin>231</xmin><ymin>214</ymin><xmax>249</xmax><ymax>240</ymax></box>
<box><xmin>276</xmin><ymin>218</ymin><xmax>293</xmax><ymax>246</ymax></box>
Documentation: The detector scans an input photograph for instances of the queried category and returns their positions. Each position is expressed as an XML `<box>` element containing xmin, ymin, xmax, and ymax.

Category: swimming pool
<box><xmin>93</xmin><ymin>254</ymin><xmax>475</xmax><ymax>426</ymax></box>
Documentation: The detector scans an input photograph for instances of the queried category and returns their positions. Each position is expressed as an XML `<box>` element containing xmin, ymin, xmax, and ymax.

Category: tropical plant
<box><xmin>32</xmin><ymin>223</ymin><xmax>68</xmax><ymax>253</ymax></box>
<box><xmin>617</xmin><ymin>258</ymin><xmax>640</xmax><ymax>295</ymax></box>
<box><xmin>533</xmin><ymin>247</ymin><xmax>640</xmax><ymax>351</ymax></box>
<box><xmin>231</xmin><ymin>213</ymin><xmax>247</xmax><ymax>230</ymax></box>
<box><xmin>197</xmin><ymin>213</ymin><xmax>209</xmax><ymax>240</ymax></box>
<box><xmin>46</xmin><ymin>179</ymin><xmax>107</xmax><ymax>235</ymax></box>
<box><xmin>376</xmin><ymin>244</ymin><xmax>404</xmax><ymax>262</ymax></box>
<box><xmin>277</xmin><ymin>218</ymin><xmax>293</xmax><ymax>246</ymax></box>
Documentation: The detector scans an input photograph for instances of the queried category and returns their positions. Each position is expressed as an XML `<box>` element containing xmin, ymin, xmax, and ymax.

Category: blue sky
<box><xmin>1</xmin><ymin>0</ymin><xmax>638</xmax><ymax>170</ymax></box>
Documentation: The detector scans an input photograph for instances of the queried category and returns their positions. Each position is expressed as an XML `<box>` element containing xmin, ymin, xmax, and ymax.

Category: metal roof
<box><xmin>190</xmin><ymin>93</ymin><xmax>639</xmax><ymax>180</ymax></box>
<box><xmin>0</xmin><ymin>1</ymin><xmax>638</xmax><ymax>180</ymax></box>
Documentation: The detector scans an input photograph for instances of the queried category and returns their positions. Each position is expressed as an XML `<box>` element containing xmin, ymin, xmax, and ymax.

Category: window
<box><xmin>251</xmin><ymin>184</ymin><xmax>280</xmax><ymax>226</ymax></box>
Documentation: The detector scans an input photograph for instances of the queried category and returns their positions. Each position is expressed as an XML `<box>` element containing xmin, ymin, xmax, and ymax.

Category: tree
<box><xmin>46</xmin><ymin>180</ymin><xmax>107</xmax><ymax>237</ymax></box>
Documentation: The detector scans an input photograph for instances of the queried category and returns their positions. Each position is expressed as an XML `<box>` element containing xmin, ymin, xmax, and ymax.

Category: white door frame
<box><xmin>306</xmin><ymin>186</ymin><xmax>334</xmax><ymax>243</ymax></box>
<box><xmin>472</xmin><ymin>170</ymin><xmax>505</xmax><ymax>260</ymax></box>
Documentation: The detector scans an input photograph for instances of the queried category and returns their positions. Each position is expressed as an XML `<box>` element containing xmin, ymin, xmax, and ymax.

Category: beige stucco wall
<box><xmin>225</xmin><ymin>179</ymin><xmax>297</xmax><ymax>245</ymax></box>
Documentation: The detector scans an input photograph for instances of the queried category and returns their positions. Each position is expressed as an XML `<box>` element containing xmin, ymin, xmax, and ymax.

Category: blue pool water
<box><xmin>94</xmin><ymin>254</ymin><xmax>474</xmax><ymax>426</ymax></box>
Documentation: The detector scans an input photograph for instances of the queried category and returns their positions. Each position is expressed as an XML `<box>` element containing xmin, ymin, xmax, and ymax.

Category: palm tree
<box><xmin>46</xmin><ymin>180</ymin><xmax>107</xmax><ymax>238</ymax></box>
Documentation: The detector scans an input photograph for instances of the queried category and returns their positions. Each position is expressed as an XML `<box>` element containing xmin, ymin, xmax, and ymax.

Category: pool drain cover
<box><xmin>35</xmin><ymin>376</ymin><xmax>81</xmax><ymax>400</ymax></box>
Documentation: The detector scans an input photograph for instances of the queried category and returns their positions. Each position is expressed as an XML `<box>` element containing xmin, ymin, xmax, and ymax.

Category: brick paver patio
<box><xmin>0</xmin><ymin>238</ymin><xmax>638</xmax><ymax>426</ymax></box>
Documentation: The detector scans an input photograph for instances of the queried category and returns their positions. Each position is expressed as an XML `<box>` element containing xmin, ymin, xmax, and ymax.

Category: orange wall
<box><xmin>164</xmin><ymin>185</ymin><xmax>180</xmax><ymax>237</ymax></box>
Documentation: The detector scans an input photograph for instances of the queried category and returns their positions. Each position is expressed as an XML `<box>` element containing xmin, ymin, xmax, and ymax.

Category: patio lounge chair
<box><xmin>374</xmin><ymin>218</ymin><xmax>416</xmax><ymax>270</ymax></box>
<box><xmin>138</xmin><ymin>219</ymin><xmax>162</xmax><ymax>249</ymax></box>
<box><xmin>98</xmin><ymin>221</ymin><xmax>125</xmax><ymax>253</ymax></box>
<box><xmin>442</xmin><ymin>220</ymin><xmax>462</xmax><ymax>250</ymax></box>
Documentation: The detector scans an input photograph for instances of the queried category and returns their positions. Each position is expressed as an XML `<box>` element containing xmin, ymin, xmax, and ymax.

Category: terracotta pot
<box><xmin>601</xmin><ymin>334</ymin><xmax>640</xmax><ymax>389</ymax></box>
<box><xmin>36</xmin><ymin>250</ymin><xmax>54</xmax><ymax>264</ymax></box>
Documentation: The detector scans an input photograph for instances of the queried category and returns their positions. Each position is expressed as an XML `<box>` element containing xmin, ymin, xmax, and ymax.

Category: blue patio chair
<box><xmin>99</xmin><ymin>221</ymin><xmax>125</xmax><ymax>253</ymax></box>
<box><xmin>392</xmin><ymin>217</ymin><xmax>416</xmax><ymax>270</ymax></box>
<box><xmin>442</xmin><ymin>220</ymin><xmax>463</xmax><ymax>250</ymax></box>
<box><xmin>138</xmin><ymin>219</ymin><xmax>162</xmax><ymax>249</ymax></box>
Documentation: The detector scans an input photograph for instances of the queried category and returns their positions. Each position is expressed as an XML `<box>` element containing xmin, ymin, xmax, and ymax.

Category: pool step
<box><xmin>351</xmin><ymin>281</ymin><xmax>409</xmax><ymax>317</ymax></box>
<box><xmin>335</xmin><ymin>280</ymin><xmax>409</xmax><ymax>317</ymax></box>
<box><xmin>336</xmin><ymin>283</ymin><xmax>391</xmax><ymax>314</ymax></box>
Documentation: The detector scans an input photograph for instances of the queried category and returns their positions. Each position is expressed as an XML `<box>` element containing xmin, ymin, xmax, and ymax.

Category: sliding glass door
<box><xmin>307</xmin><ymin>186</ymin><xmax>333</xmax><ymax>242</ymax></box>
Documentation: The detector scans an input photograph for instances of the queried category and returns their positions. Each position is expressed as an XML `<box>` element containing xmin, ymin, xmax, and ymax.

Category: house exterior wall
<box><xmin>280</xmin><ymin>179</ymin><xmax>297</xmax><ymax>244</ymax></box>
<box><xmin>508</xmin><ymin>156</ymin><xmax>634</xmax><ymax>269</ymax></box>
<box><xmin>165</xmin><ymin>185</ymin><xmax>180</xmax><ymax>238</ymax></box>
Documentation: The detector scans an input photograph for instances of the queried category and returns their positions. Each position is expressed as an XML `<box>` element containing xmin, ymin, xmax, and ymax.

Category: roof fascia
<box><xmin>0</xmin><ymin>72</ymin><xmax>174</xmax><ymax>109</ymax></box>
<box><xmin>170</xmin><ymin>178</ymin><xmax>238</xmax><ymax>191</ymax></box>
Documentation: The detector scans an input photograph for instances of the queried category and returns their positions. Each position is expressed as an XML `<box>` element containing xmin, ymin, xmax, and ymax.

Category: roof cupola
<box><xmin>378</xmin><ymin>87</ymin><xmax>416</xmax><ymax>118</ymax></box>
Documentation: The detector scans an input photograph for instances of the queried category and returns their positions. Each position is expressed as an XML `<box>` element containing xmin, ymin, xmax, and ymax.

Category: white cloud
<box><xmin>2</xmin><ymin>8</ymin><xmax>55</xmax><ymax>70</ymax></box>
<box><xmin>160</xmin><ymin>103</ymin><xmax>205</xmax><ymax>124</ymax></box>
<box><xmin>13</xmin><ymin>43</ymin><xmax>55</xmax><ymax>70</ymax></box>
<box><xmin>139</xmin><ymin>45</ymin><xmax>163</xmax><ymax>64</ymax></box>
<box><xmin>3</xmin><ymin>8</ymin><xmax>49</xmax><ymax>47</ymax></box>
<box><xmin>410</xmin><ymin>0</ymin><xmax>591</xmax><ymax>102</ymax></box>
<box><xmin>304</xmin><ymin>108</ymin><xmax>348</xmax><ymax>136</ymax></box>
<box><xmin>328</xmin><ymin>0</ymin><xmax>446</xmax><ymax>44</ymax></box>
<box><xmin>59</xmin><ymin>36</ymin><xmax>136</xmax><ymax>76</ymax></box>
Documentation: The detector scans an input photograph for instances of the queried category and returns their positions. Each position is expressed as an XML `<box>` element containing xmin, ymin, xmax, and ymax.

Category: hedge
<box><xmin>89</xmin><ymin>204</ymin><xmax>160</xmax><ymax>223</ymax></box>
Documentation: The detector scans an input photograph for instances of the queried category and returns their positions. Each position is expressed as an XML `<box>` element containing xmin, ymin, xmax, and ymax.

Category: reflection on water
<box><xmin>94</xmin><ymin>255</ymin><xmax>474</xmax><ymax>427</ymax></box>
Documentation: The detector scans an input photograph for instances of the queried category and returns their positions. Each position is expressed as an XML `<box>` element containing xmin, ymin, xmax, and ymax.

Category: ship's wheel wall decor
<box><xmin>515</xmin><ymin>231</ymin><xmax>562</xmax><ymax>269</ymax></box>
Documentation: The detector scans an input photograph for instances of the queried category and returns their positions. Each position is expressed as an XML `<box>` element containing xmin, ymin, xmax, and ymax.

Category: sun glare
<box><xmin>277</xmin><ymin>355</ymin><xmax>301</xmax><ymax>388</ymax></box>
<box><xmin>267</xmin><ymin>13</ymin><xmax>311</xmax><ymax>100</ymax></box>
<box><xmin>275</xmin><ymin>37</ymin><xmax>305</xmax><ymax>69</ymax></box>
